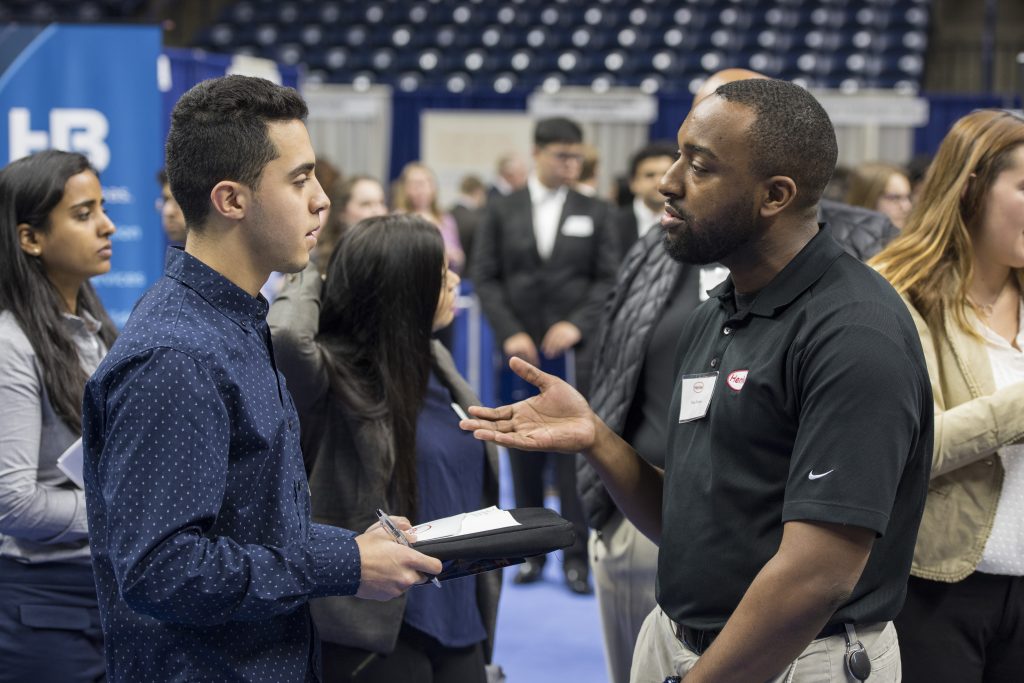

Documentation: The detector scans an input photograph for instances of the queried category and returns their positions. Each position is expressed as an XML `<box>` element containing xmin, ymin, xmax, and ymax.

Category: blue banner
<box><xmin>1</xmin><ymin>24</ymin><xmax>164</xmax><ymax>326</ymax></box>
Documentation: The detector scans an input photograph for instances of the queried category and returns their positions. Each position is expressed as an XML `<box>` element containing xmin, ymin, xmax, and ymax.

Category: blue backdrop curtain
<box><xmin>389</xmin><ymin>91</ymin><xmax>529</xmax><ymax>182</ymax></box>
<box><xmin>913</xmin><ymin>92</ymin><xmax>1021</xmax><ymax>155</ymax></box>
<box><xmin>160</xmin><ymin>48</ymin><xmax>301</xmax><ymax>147</ymax></box>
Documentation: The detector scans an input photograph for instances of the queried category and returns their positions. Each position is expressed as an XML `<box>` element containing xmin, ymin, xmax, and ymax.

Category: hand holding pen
<box><xmin>353</xmin><ymin>515</ymin><xmax>442</xmax><ymax>601</ymax></box>
<box><xmin>376</xmin><ymin>509</ymin><xmax>442</xmax><ymax>588</ymax></box>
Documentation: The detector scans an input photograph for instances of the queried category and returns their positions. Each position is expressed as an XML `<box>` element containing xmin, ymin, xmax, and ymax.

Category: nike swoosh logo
<box><xmin>808</xmin><ymin>469</ymin><xmax>834</xmax><ymax>480</ymax></box>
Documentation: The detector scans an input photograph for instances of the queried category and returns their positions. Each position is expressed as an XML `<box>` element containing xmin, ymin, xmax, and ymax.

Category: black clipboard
<box><xmin>411</xmin><ymin>507</ymin><xmax>575</xmax><ymax>582</ymax></box>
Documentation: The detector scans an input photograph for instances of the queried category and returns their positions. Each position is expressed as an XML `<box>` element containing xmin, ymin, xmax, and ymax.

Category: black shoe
<box><xmin>513</xmin><ymin>557</ymin><xmax>545</xmax><ymax>584</ymax></box>
<box><xmin>563</xmin><ymin>560</ymin><xmax>592</xmax><ymax>595</ymax></box>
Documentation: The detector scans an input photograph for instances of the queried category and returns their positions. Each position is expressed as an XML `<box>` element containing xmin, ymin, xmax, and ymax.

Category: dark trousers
<box><xmin>320</xmin><ymin>623</ymin><xmax>486</xmax><ymax>683</ymax></box>
<box><xmin>501</xmin><ymin>352</ymin><xmax>588</xmax><ymax>569</ymax></box>
<box><xmin>897</xmin><ymin>572</ymin><xmax>1024</xmax><ymax>682</ymax></box>
<box><xmin>508</xmin><ymin>448</ymin><xmax>588</xmax><ymax>565</ymax></box>
<box><xmin>0</xmin><ymin>557</ymin><xmax>105</xmax><ymax>683</ymax></box>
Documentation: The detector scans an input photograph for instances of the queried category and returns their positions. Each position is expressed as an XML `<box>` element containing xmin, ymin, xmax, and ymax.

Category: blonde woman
<box><xmin>846</xmin><ymin>162</ymin><xmax>913</xmax><ymax>230</ymax></box>
<box><xmin>871</xmin><ymin>109</ymin><xmax>1024</xmax><ymax>681</ymax></box>
<box><xmin>393</xmin><ymin>162</ymin><xmax>464</xmax><ymax>273</ymax></box>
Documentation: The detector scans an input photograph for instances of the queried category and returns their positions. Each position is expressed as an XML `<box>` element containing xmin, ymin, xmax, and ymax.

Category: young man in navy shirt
<box><xmin>82</xmin><ymin>75</ymin><xmax>440</xmax><ymax>682</ymax></box>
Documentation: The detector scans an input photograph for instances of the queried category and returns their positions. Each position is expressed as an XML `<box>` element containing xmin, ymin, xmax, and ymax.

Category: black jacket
<box><xmin>576</xmin><ymin>201</ymin><xmax>898</xmax><ymax>530</ymax></box>
<box><xmin>819</xmin><ymin>198</ymin><xmax>897</xmax><ymax>262</ymax></box>
<box><xmin>471</xmin><ymin>186</ymin><xmax>619</xmax><ymax>391</ymax></box>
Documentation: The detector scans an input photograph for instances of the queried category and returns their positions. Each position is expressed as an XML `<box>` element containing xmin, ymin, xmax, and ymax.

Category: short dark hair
<box><xmin>459</xmin><ymin>174</ymin><xmax>486</xmax><ymax>195</ymax></box>
<box><xmin>156</xmin><ymin>168</ymin><xmax>167</xmax><ymax>187</ymax></box>
<box><xmin>533</xmin><ymin>117</ymin><xmax>583</xmax><ymax>147</ymax></box>
<box><xmin>714</xmin><ymin>79</ymin><xmax>837</xmax><ymax>209</ymax></box>
<box><xmin>165</xmin><ymin>75</ymin><xmax>309</xmax><ymax>229</ymax></box>
<box><xmin>629</xmin><ymin>141</ymin><xmax>678</xmax><ymax>179</ymax></box>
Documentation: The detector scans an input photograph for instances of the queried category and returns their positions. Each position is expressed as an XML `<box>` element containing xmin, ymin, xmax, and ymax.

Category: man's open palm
<box><xmin>459</xmin><ymin>357</ymin><xmax>596</xmax><ymax>453</ymax></box>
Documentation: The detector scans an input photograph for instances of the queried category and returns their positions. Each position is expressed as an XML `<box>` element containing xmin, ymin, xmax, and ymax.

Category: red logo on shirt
<box><xmin>726</xmin><ymin>370</ymin><xmax>748</xmax><ymax>391</ymax></box>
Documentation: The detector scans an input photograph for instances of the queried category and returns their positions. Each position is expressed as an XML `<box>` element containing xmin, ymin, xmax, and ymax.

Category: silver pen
<box><xmin>376</xmin><ymin>508</ymin><xmax>442</xmax><ymax>588</ymax></box>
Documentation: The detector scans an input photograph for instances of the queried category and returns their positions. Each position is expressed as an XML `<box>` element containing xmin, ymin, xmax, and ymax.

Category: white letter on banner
<box><xmin>8</xmin><ymin>108</ymin><xmax>50</xmax><ymax>162</ymax></box>
<box><xmin>50</xmin><ymin>108</ymin><xmax>110</xmax><ymax>171</ymax></box>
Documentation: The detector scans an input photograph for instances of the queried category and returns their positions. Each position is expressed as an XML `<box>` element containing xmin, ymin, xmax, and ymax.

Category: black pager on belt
<box><xmin>843</xmin><ymin>623</ymin><xmax>872</xmax><ymax>681</ymax></box>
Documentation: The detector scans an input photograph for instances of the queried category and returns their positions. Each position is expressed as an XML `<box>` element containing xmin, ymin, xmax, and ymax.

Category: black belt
<box><xmin>674</xmin><ymin>621</ymin><xmax>848</xmax><ymax>656</ymax></box>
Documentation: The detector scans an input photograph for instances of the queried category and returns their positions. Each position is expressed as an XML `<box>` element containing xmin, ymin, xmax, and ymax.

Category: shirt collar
<box><xmin>528</xmin><ymin>173</ymin><xmax>568</xmax><ymax>203</ymax></box>
<box><xmin>62</xmin><ymin>308</ymin><xmax>102</xmax><ymax>336</ymax></box>
<box><xmin>710</xmin><ymin>223</ymin><xmax>844</xmax><ymax>321</ymax></box>
<box><xmin>975</xmin><ymin>298</ymin><xmax>1024</xmax><ymax>351</ymax></box>
<box><xmin>633</xmin><ymin>197</ymin><xmax>660</xmax><ymax>236</ymax></box>
<box><xmin>163</xmin><ymin>247</ymin><xmax>269</xmax><ymax>328</ymax></box>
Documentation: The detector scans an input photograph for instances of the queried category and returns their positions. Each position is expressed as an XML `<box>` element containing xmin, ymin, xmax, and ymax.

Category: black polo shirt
<box><xmin>658</xmin><ymin>227</ymin><xmax>933</xmax><ymax>631</ymax></box>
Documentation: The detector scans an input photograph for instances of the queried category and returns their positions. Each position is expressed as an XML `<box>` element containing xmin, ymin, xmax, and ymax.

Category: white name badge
<box><xmin>562</xmin><ymin>215</ymin><xmax>594</xmax><ymax>237</ymax></box>
<box><xmin>678</xmin><ymin>372</ymin><xmax>719</xmax><ymax>422</ymax></box>
<box><xmin>698</xmin><ymin>265</ymin><xmax>730</xmax><ymax>301</ymax></box>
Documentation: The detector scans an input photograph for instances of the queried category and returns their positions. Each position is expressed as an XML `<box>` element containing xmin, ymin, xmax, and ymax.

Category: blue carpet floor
<box><xmin>489</xmin><ymin>450</ymin><xmax>610</xmax><ymax>683</ymax></box>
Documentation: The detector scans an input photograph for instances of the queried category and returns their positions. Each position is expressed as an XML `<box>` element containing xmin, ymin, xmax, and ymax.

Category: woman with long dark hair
<box><xmin>872</xmin><ymin>109</ymin><xmax>1024</xmax><ymax>681</ymax></box>
<box><xmin>268</xmin><ymin>214</ymin><xmax>500</xmax><ymax>683</ymax></box>
<box><xmin>0</xmin><ymin>149</ymin><xmax>117</xmax><ymax>681</ymax></box>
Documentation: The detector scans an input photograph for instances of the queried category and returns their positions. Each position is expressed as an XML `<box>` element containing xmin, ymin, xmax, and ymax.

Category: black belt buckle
<box><xmin>676</xmin><ymin>624</ymin><xmax>717</xmax><ymax>656</ymax></box>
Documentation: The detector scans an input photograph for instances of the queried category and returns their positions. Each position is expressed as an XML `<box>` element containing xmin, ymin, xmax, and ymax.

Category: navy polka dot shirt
<box><xmin>82</xmin><ymin>249</ymin><xmax>360</xmax><ymax>682</ymax></box>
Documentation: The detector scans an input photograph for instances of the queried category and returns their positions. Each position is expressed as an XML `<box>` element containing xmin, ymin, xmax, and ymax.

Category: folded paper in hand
<box><xmin>57</xmin><ymin>438</ymin><xmax>84</xmax><ymax>488</ymax></box>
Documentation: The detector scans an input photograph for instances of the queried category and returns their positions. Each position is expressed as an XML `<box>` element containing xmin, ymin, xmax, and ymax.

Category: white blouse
<box><xmin>976</xmin><ymin>299</ymin><xmax>1024</xmax><ymax>576</ymax></box>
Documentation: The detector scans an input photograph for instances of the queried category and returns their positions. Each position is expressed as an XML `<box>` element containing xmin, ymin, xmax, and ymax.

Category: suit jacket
<box><xmin>470</xmin><ymin>186</ymin><xmax>619</xmax><ymax>390</ymax></box>
<box><xmin>450</xmin><ymin>203</ymin><xmax>485</xmax><ymax>273</ymax></box>
<box><xmin>614</xmin><ymin>204</ymin><xmax>640</xmax><ymax>261</ymax></box>
<box><xmin>267</xmin><ymin>265</ymin><xmax>502</xmax><ymax>658</ymax></box>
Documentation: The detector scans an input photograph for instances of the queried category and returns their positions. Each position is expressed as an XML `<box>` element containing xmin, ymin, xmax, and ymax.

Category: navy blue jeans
<box><xmin>0</xmin><ymin>557</ymin><xmax>105</xmax><ymax>682</ymax></box>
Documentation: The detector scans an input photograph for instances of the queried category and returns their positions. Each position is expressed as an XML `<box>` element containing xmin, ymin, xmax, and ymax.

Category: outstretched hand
<box><xmin>459</xmin><ymin>357</ymin><xmax>597</xmax><ymax>453</ymax></box>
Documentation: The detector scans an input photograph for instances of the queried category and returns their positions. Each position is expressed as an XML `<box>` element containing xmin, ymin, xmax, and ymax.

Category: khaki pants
<box><xmin>630</xmin><ymin>608</ymin><xmax>901</xmax><ymax>682</ymax></box>
<box><xmin>590</xmin><ymin>511</ymin><xmax>660</xmax><ymax>683</ymax></box>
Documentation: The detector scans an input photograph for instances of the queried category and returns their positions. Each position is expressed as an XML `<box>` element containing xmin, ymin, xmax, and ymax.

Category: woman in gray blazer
<box><xmin>269</xmin><ymin>214</ymin><xmax>501</xmax><ymax>683</ymax></box>
<box><xmin>0</xmin><ymin>150</ymin><xmax>118</xmax><ymax>681</ymax></box>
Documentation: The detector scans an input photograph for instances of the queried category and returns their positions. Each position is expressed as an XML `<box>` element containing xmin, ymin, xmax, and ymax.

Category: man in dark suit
<box><xmin>615</xmin><ymin>142</ymin><xmax>678</xmax><ymax>259</ymax></box>
<box><xmin>471</xmin><ymin>117</ymin><xmax>619</xmax><ymax>594</ymax></box>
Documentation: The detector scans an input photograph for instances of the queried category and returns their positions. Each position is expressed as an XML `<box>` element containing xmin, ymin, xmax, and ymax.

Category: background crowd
<box><xmin>1</xmin><ymin>3</ymin><xmax>1023</xmax><ymax>682</ymax></box>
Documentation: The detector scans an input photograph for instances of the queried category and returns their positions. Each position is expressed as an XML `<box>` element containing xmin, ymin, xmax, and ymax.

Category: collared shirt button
<box><xmin>985</xmin><ymin>459</ymin><xmax>994</xmax><ymax>466</ymax></box>
<box><xmin>723</xmin><ymin>326</ymin><xmax>732</xmax><ymax>335</ymax></box>
<box><xmin>710</xmin><ymin>358</ymin><xmax>719</xmax><ymax>368</ymax></box>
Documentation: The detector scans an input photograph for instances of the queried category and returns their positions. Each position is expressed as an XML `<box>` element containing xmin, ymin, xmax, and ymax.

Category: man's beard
<box><xmin>662</xmin><ymin>206</ymin><xmax>754</xmax><ymax>265</ymax></box>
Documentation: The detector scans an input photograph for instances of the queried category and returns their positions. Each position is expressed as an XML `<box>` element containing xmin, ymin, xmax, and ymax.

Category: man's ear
<box><xmin>760</xmin><ymin>175</ymin><xmax>798</xmax><ymax>218</ymax></box>
<box><xmin>17</xmin><ymin>223</ymin><xmax>43</xmax><ymax>257</ymax></box>
<box><xmin>209</xmin><ymin>181</ymin><xmax>249</xmax><ymax>221</ymax></box>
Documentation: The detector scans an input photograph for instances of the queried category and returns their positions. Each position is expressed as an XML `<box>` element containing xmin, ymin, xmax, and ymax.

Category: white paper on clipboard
<box><xmin>56</xmin><ymin>437</ymin><xmax>85</xmax><ymax>488</ymax></box>
<box><xmin>409</xmin><ymin>506</ymin><xmax>520</xmax><ymax>542</ymax></box>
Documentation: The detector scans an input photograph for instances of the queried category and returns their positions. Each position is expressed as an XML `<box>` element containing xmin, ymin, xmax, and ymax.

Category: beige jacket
<box><xmin>905</xmin><ymin>289</ymin><xmax>1024</xmax><ymax>582</ymax></box>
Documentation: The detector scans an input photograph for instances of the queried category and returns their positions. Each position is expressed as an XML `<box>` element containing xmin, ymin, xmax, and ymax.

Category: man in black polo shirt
<box><xmin>461</xmin><ymin>78</ymin><xmax>932</xmax><ymax>682</ymax></box>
